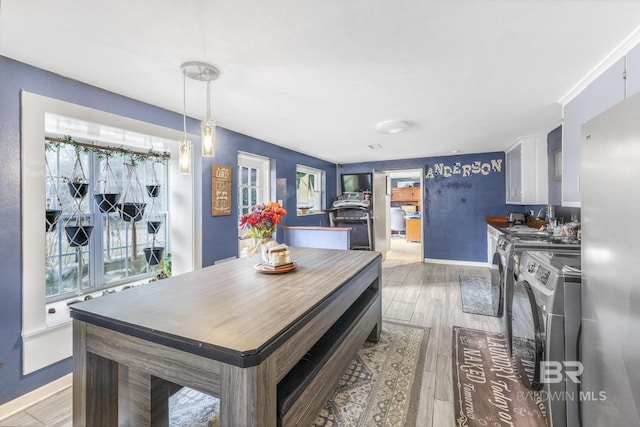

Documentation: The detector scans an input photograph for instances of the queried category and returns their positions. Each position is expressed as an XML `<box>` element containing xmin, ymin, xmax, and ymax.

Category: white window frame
<box><xmin>44</xmin><ymin>137</ymin><xmax>171</xmax><ymax>302</ymax></box>
<box><xmin>21</xmin><ymin>91</ymin><xmax>198</xmax><ymax>374</ymax></box>
<box><xmin>296</xmin><ymin>164</ymin><xmax>326</xmax><ymax>215</ymax></box>
<box><xmin>237</xmin><ymin>152</ymin><xmax>271</xmax><ymax>257</ymax></box>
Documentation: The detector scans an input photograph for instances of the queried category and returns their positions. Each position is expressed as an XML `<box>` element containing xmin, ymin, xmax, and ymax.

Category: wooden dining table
<box><xmin>70</xmin><ymin>247</ymin><xmax>382</xmax><ymax>426</ymax></box>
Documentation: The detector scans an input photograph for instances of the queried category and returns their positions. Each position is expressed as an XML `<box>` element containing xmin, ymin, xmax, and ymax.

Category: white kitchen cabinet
<box><xmin>505</xmin><ymin>136</ymin><xmax>548</xmax><ymax>205</ymax></box>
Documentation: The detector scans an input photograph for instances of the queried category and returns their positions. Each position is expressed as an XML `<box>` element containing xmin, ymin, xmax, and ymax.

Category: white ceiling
<box><xmin>2</xmin><ymin>1</ymin><xmax>640</xmax><ymax>164</ymax></box>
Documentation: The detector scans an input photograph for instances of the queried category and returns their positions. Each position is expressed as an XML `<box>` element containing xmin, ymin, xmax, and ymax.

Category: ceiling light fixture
<box><xmin>182</xmin><ymin>61</ymin><xmax>220</xmax><ymax>158</ymax></box>
<box><xmin>376</xmin><ymin>120</ymin><xmax>409</xmax><ymax>134</ymax></box>
<box><xmin>179</xmin><ymin>66</ymin><xmax>192</xmax><ymax>175</ymax></box>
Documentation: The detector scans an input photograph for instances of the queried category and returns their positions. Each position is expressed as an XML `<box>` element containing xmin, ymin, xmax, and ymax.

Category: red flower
<box><xmin>238</xmin><ymin>201</ymin><xmax>287</xmax><ymax>239</ymax></box>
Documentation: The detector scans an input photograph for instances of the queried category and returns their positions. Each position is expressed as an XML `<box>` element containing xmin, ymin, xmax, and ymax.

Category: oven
<box><xmin>510</xmin><ymin>250</ymin><xmax>582</xmax><ymax>427</ymax></box>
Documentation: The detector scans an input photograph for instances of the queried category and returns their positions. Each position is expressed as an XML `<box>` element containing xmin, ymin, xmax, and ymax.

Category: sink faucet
<box><xmin>536</xmin><ymin>205</ymin><xmax>555</xmax><ymax>221</ymax></box>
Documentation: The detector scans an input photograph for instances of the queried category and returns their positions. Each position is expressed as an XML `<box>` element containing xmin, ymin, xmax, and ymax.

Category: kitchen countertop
<box><xmin>485</xmin><ymin>215</ymin><xmax>547</xmax><ymax>233</ymax></box>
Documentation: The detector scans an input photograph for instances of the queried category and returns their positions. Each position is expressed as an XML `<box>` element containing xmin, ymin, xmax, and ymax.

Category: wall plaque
<box><xmin>212</xmin><ymin>164</ymin><xmax>232</xmax><ymax>216</ymax></box>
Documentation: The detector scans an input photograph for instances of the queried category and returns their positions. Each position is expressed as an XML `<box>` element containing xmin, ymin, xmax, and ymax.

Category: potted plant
<box><xmin>45</xmin><ymin>209</ymin><xmax>62</xmax><ymax>232</ymax></box>
<box><xmin>143</xmin><ymin>245</ymin><xmax>165</xmax><ymax>266</ymax></box>
<box><xmin>118</xmin><ymin>202</ymin><xmax>147</xmax><ymax>222</ymax></box>
<box><xmin>64</xmin><ymin>223</ymin><xmax>94</xmax><ymax>247</ymax></box>
<box><xmin>146</xmin><ymin>183</ymin><xmax>161</xmax><ymax>198</ymax></box>
<box><xmin>66</xmin><ymin>176</ymin><xmax>89</xmax><ymax>199</ymax></box>
<box><xmin>147</xmin><ymin>220</ymin><xmax>162</xmax><ymax>234</ymax></box>
<box><xmin>93</xmin><ymin>152</ymin><xmax>121</xmax><ymax>211</ymax></box>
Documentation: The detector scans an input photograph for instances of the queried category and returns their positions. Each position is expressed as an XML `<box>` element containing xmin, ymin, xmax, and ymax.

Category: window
<box><xmin>44</xmin><ymin>136</ymin><xmax>170</xmax><ymax>302</ymax></box>
<box><xmin>21</xmin><ymin>91</ymin><xmax>196</xmax><ymax>374</ymax></box>
<box><xmin>296</xmin><ymin>165</ymin><xmax>325</xmax><ymax>215</ymax></box>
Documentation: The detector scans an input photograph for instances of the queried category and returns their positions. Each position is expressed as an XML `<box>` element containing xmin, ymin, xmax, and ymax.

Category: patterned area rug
<box><xmin>313</xmin><ymin>321</ymin><xmax>429</xmax><ymax>426</ymax></box>
<box><xmin>452</xmin><ymin>327</ymin><xmax>549</xmax><ymax>427</ymax></box>
<box><xmin>459</xmin><ymin>275</ymin><xmax>499</xmax><ymax>317</ymax></box>
<box><xmin>168</xmin><ymin>321</ymin><xmax>429</xmax><ymax>427</ymax></box>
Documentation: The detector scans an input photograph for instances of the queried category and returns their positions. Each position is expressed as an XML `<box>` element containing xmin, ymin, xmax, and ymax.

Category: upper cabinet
<box><xmin>562</xmin><ymin>58</ymin><xmax>626</xmax><ymax>207</ymax></box>
<box><xmin>390</xmin><ymin>187</ymin><xmax>419</xmax><ymax>202</ymax></box>
<box><xmin>506</xmin><ymin>136</ymin><xmax>548</xmax><ymax>205</ymax></box>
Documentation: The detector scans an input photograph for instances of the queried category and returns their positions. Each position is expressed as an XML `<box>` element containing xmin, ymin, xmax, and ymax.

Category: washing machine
<box><xmin>510</xmin><ymin>250</ymin><xmax>582</xmax><ymax>427</ymax></box>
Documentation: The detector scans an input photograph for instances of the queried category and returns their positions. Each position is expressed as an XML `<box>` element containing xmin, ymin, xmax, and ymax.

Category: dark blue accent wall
<box><xmin>340</xmin><ymin>151</ymin><xmax>510</xmax><ymax>262</ymax></box>
<box><xmin>0</xmin><ymin>55</ymin><xmax>336</xmax><ymax>405</ymax></box>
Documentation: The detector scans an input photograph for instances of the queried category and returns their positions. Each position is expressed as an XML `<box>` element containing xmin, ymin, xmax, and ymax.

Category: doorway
<box><xmin>386</xmin><ymin>169</ymin><xmax>423</xmax><ymax>262</ymax></box>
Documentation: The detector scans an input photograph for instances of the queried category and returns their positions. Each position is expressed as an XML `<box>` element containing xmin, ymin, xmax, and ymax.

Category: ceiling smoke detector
<box><xmin>376</xmin><ymin>120</ymin><xmax>409</xmax><ymax>134</ymax></box>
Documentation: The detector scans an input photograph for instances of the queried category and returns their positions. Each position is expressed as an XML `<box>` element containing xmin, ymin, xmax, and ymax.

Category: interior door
<box><xmin>372</xmin><ymin>170</ymin><xmax>389</xmax><ymax>259</ymax></box>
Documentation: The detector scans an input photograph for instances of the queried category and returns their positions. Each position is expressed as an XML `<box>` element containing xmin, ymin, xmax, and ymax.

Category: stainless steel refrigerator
<box><xmin>581</xmin><ymin>92</ymin><xmax>640</xmax><ymax>426</ymax></box>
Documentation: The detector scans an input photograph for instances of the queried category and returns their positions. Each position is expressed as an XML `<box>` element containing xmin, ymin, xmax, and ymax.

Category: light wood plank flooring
<box><xmin>1</xmin><ymin>240</ymin><xmax>499</xmax><ymax>427</ymax></box>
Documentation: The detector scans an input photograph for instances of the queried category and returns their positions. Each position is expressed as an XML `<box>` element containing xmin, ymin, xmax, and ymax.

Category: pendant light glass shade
<box><xmin>201</xmin><ymin>119</ymin><xmax>216</xmax><ymax>157</ymax></box>
<box><xmin>181</xmin><ymin>62</ymin><xmax>220</xmax><ymax>158</ymax></box>
<box><xmin>179</xmin><ymin>140</ymin><xmax>192</xmax><ymax>175</ymax></box>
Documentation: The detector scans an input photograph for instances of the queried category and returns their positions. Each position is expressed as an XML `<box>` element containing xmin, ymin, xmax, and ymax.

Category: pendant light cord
<box><xmin>206</xmin><ymin>79</ymin><xmax>211</xmax><ymax>121</ymax></box>
<box><xmin>183</xmin><ymin>70</ymin><xmax>187</xmax><ymax>141</ymax></box>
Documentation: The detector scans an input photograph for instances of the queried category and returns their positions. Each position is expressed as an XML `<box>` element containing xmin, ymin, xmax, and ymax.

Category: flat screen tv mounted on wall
<box><xmin>341</xmin><ymin>173</ymin><xmax>372</xmax><ymax>194</ymax></box>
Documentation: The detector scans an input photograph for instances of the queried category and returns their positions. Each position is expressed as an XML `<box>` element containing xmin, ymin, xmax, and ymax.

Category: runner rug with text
<box><xmin>452</xmin><ymin>326</ymin><xmax>549</xmax><ymax>427</ymax></box>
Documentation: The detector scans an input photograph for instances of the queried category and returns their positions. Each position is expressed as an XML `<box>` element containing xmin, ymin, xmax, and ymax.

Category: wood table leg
<box><xmin>118</xmin><ymin>367</ymin><xmax>170</xmax><ymax>427</ymax></box>
<box><xmin>73</xmin><ymin>320</ymin><xmax>118</xmax><ymax>426</ymax></box>
<box><xmin>220</xmin><ymin>357</ymin><xmax>276</xmax><ymax>426</ymax></box>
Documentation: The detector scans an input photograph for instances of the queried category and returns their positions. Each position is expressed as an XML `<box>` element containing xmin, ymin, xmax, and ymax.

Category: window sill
<box><xmin>45</xmin><ymin>277</ymin><xmax>151</xmax><ymax>328</ymax></box>
<box><xmin>21</xmin><ymin>277</ymin><xmax>156</xmax><ymax>374</ymax></box>
<box><xmin>297</xmin><ymin>211</ymin><xmax>326</xmax><ymax>217</ymax></box>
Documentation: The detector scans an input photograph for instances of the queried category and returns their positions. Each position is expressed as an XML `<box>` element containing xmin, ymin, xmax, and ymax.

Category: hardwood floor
<box><xmin>1</xmin><ymin>241</ymin><xmax>500</xmax><ymax>427</ymax></box>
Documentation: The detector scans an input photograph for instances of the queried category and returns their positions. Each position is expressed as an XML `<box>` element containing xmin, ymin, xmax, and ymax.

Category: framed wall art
<box><xmin>212</xmin><ymin>164</ymin><xmax>232</xmax><ymax>216</ymax></box>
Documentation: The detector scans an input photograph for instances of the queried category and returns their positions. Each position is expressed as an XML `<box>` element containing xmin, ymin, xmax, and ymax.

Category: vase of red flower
<box><xmin>239</xmin><ymin>201</ymin><xmax>287</xmax><ymax>262</ymax></box>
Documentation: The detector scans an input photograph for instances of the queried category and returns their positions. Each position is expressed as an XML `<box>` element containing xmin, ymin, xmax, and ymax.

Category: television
<box><xmin>341</xmin><ymin>173</ymin><xmax>372</xmax><ymax>194</ymax></box>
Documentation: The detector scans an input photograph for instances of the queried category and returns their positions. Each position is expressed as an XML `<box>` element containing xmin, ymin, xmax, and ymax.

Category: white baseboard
<box><xmin>423</xmin><ymin>258</ymin><xmax>491</xmax><ymax>268</ymax></box>
<box><xmin>0</xmin><ymin>373</ymin><xmax>72</xmax><ymax>421</ymax></box>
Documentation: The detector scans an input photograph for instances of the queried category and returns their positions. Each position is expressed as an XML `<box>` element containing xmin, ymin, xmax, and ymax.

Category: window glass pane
<box><xmin>250</xmin><ymin>168</ymin><xmax>257</xmax><ymax>186</ymax></box>
<box><xmin>45</xmin><ymin>137</ymin><xmax>170</xmax><ymax>302</ymax></box>
<box><xmin>251</xmin><ymin>188</ymin><xmax>257</xmax><ymax>206</ymax></box>
<box><xmin>241</xmin><ymin>167</ymin><xmax>248</xmax><ymax>186</ymax></box>
<box><xmin>296</xmin><ymin>165</ymin><xmax>325</xmax><ymax>214</ymax></box>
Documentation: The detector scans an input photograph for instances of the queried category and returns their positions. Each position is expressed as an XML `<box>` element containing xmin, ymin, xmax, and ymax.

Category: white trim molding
<box><xmin>21</xmin><ymin>91</ymin><xmax>198</xmax><ymax>374</ymax></box>
<box><xmin>559</xmin><ymin>25</ymin><xmax>640</xmax><ymax>105</ymax></box>
<box><xmin>423</xmin><ymin>258</ymin><xmax>490</xmax><ymax>268</ymax></box>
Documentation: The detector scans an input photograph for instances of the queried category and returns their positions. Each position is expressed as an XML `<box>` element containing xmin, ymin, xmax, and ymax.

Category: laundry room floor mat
<box><xmin>452</xmin><ymin>326</ymin><xmax>549</xmax><ymax>427</ymax></box>
<box><xmin>459</xmin><ymin>275</ymin><xmax>500</xmax><ymax>317</ymax></box>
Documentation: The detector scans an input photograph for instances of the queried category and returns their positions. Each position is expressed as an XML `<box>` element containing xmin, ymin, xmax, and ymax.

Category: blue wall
<box><xmin>0</xmin><ymin>55</ymin><xmax>336</xmax><ymax>404</ymax></box>
<box><xmin>340</xmin><ymin>151</ymin><xmax>510</xmax><ymax>262</ymax></box>
<box><xmin>201</xmin><ymin>131</ymin><xmax>336</xmax><ymax>265</ymax></box>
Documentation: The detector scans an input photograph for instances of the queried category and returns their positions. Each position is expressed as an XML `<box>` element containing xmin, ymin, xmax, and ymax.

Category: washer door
<box><xmin>511</xmin><ymin>279</ymin><xmax>545</xmax><ymax>390</ymax></box>
<box><xmin>491</xmin><ymin>250</ymin><xmax>505</xmax><ymax>317</ymax></box>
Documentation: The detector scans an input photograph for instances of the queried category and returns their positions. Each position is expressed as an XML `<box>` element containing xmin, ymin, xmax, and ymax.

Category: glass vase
<box><xmin>260</xmin><ymin>237</ymin><xmax>278</xmax><ymax>265</ymax></box>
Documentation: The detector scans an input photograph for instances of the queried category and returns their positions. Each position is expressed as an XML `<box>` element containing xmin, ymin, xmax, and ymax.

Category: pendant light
<box><xmin>201</xmin><ymin>79</ymin><xmax>216</xmax><ymax>157</ymax></box>
<box><xmin>179</xmin><ymin>67</ymin><xmax>192</xmax><ymax>175</ymax></box>
<box><xmin>181</xmin><ymin>61</ymin><xmax>220</xmax><ymax>158</ymax></box>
